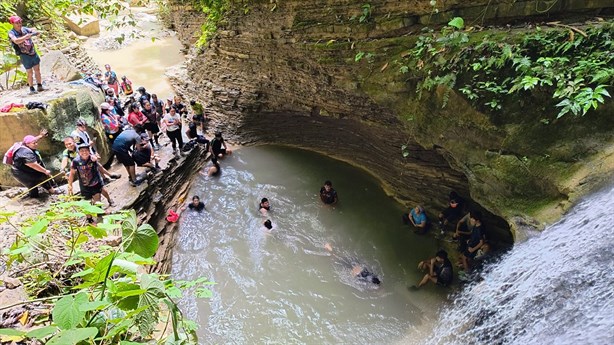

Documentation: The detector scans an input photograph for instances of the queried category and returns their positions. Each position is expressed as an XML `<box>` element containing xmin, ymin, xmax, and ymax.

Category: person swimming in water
<box><xmin>259</xmin><ymin>197</ymin><xmax>270</xmax><ymax>216</ymax></box>
<box><xmin>324</xmin><ymin>243</ymin><xmax>380</xmax><ymax>285</ymax></box>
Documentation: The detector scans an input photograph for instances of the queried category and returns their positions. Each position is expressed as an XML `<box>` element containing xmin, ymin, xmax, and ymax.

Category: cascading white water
<box><xmin>427</xmin><ymin>186</ymin><xmax>614</xmax><ymax>345</ymax></box>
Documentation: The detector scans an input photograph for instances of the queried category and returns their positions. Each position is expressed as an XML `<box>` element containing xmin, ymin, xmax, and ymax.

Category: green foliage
<box><xmin>0</xmin><ymin>21</ymin><xmax>26</xmax><ymax>90</ymax></box>
<box><xmin>350</xmin><ymin>3</ymin><xmax>372</xmax><ymax>23</ymax></box>
<box><xmin>402</xmin><ymin>18</ymin><xmax>614</xmax><ymax>119</ymax></box>
<box><xmin>184</xmin><ymin>0</ymin><xmax>231</xmax><ymax>48</ymax></box>
<box><xmin>0</xmin><ymin>200</ymin><xmax>213</xmax><ymax>344</ymax></box>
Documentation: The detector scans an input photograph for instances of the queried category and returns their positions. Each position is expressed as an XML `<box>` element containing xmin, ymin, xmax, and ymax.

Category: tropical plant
<box><xmin>400</xmin><ymin>17</ymin><xmax>614</xmax><ymax>119</ymax></box>
<box><xmin>0</xmin><ymin>200</ymin><xmax>212</xmax><ymax>344</ymax></box>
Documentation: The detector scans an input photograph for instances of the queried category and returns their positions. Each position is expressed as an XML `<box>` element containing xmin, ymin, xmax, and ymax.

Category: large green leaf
<box><xmin>122</xmin><ymin>213</ymin><xmax>159</xmax><ymax>258</ymax></box>
<box><xmin>25</xmin><ymin>326</ymin><xmax>57</xmax><ymax>339</ymax></box>
<box><xmin>52</xmin><ymin>292</ymin><xmax>89</xmax><ymax>330</ymax></box>
<box><xmin>46</xmin><ymin>327</ymin><xmax>98</xmax><ymax>345</ymax></box>
<box><xmin>447</xmin><ymin>17</ymin><xmax>464</xmax><ymax>30</ymax></box>
<box><xmin>24</xmin><ymin>219</ymin><xmax>49</xmax><ymax>237</ymax></box>
<box><xmin>78</xmin><ymin>300</ymin><xmax>111</xmax><ymax>312</ymax></box>
<box><xmin>0</xmin><ymin>329</ymin><xmax>25</xmax><ymax>336</ymax></box>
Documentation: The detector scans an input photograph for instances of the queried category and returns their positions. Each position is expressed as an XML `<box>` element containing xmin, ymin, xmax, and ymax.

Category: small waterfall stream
<box><xmin>427</xmin><ymin>186</ymin><xmax>614</xmax><ymax>345</ymax></box>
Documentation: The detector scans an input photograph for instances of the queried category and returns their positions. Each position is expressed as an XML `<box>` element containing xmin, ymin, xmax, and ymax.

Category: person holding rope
<box><xmin>11</xmin><ymin>132</ymin><xmax>62</xmax><ymax>198</ymax></box>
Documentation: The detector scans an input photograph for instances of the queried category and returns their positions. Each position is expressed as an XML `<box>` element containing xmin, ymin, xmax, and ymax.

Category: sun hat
<box><xmin>9</xmin><ymin>16</ymin><xmax>22</xmax><ymax>24</ymax></box>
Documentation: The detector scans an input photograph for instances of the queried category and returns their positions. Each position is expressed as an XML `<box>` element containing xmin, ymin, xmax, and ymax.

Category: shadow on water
<box><xmin>172</xmin><ymin>145</ymin><xmax>454</xmax><ymax>344</ymax></box>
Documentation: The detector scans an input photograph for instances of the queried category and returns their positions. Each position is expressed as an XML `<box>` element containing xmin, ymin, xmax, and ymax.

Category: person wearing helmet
<box><xmin>137</xmin><ymin>87</ymin><xmax>151</xmax><ymax>107</ymax></box>
<box><xmin>120</xmin><ymin>76</ymin><xmax>133</xmax><ymax>96</ymax></box>
<box><xmin>104</xmin><ymin>64</ymin><xmax>119</xmax><ymax>96</ymax></box>
<box><xmin>68</xmin><ymin>144</ymin><xmax>115</xmax><ymax>223</ymax></box>
<box><xmin>8</xmin><ymin>15</ymin><xmax>44</xmax><ymax>94</ymax></box>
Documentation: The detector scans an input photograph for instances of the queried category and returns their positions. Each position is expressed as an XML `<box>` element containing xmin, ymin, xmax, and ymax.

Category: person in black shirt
<box><xmin>210</xmin><ymin>131</ymin><xmax>232</xmax><ymax>158</ymax></box>
<box><xmin>438</xmin><ymin>191</ymin><xmax>465</xmax><ymax>231</ymax></box>
<box><xmin>319</xmin><ymin>180</ymin><xmax>338</xmax><ymax>205</ymax></box>
<box><xmin>461</xmin><ymin>210</ymin><xmax>485</xmax><ymax>272</ymax></box>
<box><xmin>414</xmin><ymin>250</ymin><xmax>453</xmax><ymax>289</ymax></box>
<box><xmin>11</xmin><ymin>132</ymin><xmax>61</xmax><ymax>198</ymax></box>
<box><xmin>186</xmin><ymin>195</ymin><xmax>205</xmax><ymax>212</ymax></box>
<box><xmin>324</xmin><ymin>243</ymin><xmax>381</xmax><ymax>286</ymax></box>
<box><xmin>137</xmin><ymin>86</ymin><xmax>151</xmax><ymax>107</ymax></box>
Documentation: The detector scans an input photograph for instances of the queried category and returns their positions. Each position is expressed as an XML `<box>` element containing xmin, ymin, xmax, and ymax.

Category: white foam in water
<box><xmin>427</xmin><ymin>186</ymin><xmax>614</xmax><ymax>345</ymax></box>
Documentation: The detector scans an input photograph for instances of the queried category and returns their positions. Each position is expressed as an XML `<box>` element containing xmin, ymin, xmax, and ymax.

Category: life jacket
<box><xmin>122</xmin><ymin>80</ymin><xmax>133</xmax><ymax>95</ymax></box>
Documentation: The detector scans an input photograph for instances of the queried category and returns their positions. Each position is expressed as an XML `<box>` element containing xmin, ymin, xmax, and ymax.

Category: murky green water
<box><xmin>172</xmin><ymin>146</ymin><xmax>447</xmax><ymax>344</ymax></box>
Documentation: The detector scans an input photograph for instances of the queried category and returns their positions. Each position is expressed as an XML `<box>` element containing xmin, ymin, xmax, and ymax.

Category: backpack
<box><xmin>3</xmin><ymin>142</ymin><xmax>24</xmax><ymax>165</ymax></box>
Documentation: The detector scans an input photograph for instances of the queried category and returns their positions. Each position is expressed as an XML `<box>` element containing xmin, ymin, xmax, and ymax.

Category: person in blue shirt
<box><xmin>403</xmin><ymin>205</ymin><xmax>429</xmax><ymax>234</ymax></box>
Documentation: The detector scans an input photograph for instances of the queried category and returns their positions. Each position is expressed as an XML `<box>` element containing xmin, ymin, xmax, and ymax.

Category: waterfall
<box><xmin>427</xmin><ymin>186</ymin><xmax>614</xmax><ymax>345</ymax></box>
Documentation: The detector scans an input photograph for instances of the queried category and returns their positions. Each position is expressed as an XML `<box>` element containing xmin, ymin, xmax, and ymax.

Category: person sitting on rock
<box><xmin>210</xmin><ymin>131</ymin><xmax>232</xmax><ymax>158</ymax></box>
<box><xmin>412</xmin><ymin>249</ymin><xmax>453</xmax><ymax>289</ymax></box>
<box><xmin>11</xmin><ymin>132</ymin><xmax>62</xmax><ymax>198</ymax></box>
<box><xmin>259</xmin><ymin>197</ymin><xmax>270</xmax><ymax>216</ymax></box>
<box><xmin>460</xmin><ymin>210</ymin><xmax>485</xmax><ymax>272</ymax></box>
<box><xmin>111</xmin><ymin>124</ymin><xmax>146</xmax><ymax>187</ymax></box>
<box><xmin>68</xmin><ymin>144</ymin><xmax>115</xmax><ymax>224</ymax></box>
<box><xmin>403</xmin><ymin>205</ymin><xmax>429</xmax><ymax>234</ymax></box>
<box><xmin>319</xmin><ymin>180</ymin><xmax>338</xmax><ymax>205</ymax></box>
<box><xmin>132</xmin><ymin>133</ymin><xmax>161</xmax><ymax>172</ymax></box>
<box><xmin>438</xmin><ymin>191</ymin><xmax>465</xmax><ymax>231</ymax></box>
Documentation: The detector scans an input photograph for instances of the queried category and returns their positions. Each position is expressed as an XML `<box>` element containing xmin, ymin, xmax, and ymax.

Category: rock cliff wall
<box><xmin>168</xmin><ymin>0</ymin><xmax>614</xmax><ymax>242</ymax></box>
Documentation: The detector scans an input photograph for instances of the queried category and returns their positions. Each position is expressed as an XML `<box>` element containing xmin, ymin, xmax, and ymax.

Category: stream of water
<box><xmin>172</xmin><ymin>146</ymin><xmax>448</xmax><ymax>344</ymax></box>
<box><xmin>427</xmin><ymin>185</ymin><xmax>614</xmax><ymax>345</ymax></box>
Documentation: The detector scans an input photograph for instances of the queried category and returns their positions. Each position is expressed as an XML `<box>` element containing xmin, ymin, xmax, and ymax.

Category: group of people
<box><xmin>406</xmin><ymin>191</ymin><xmax>490</xmax><ymax>289</ymax></box>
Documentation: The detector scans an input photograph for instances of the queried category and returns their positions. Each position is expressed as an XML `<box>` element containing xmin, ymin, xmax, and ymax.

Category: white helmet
<box><xmin>100</xmin><ymin>102</ymin><xmax>112</xmax><ymax>110</ymax></box>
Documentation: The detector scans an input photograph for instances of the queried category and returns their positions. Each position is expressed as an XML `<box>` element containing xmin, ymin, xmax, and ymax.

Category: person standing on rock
<box><xmin>163</xmin><ymin>107</ymin><xmax>184</xmax><ymax>155</ymax></box>
<box><xmin>104</xmin><ymin>64</ymin><xmax>119</xmax><ymax>96</ymax></box>
<box><xmin>8</xmin><ymin>15</ymin><xmax>44</xmax><ymax>95</ymax></box>
<box><xmin>137</xmin><ymin>87</ymin><xmax>151</xmax><ymax>107</ymax></box>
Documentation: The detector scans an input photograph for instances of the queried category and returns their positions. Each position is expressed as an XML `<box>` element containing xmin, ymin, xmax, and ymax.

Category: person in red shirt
<box><xmin>127</xmin><ymin>103</ymin><xmax>146</xmax><ymax>127</ymax></box>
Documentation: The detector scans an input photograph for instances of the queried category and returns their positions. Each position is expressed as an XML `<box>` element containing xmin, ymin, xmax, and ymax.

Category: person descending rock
<box><xmin>120</xmin><ymin>76</ymin><xmax>133</xmax><ymax>96</ymax></box>
<box><xmin>104</xmin><ymin>64</ymin><xmax>119</xmax><ymax>96</ymax></box>
<box><xmin>61</xmin><ymin>137</ymin><xmax>116</xmax><ymax>204</ymax></box>
<box><xmin>111</xmin><ymin>124</ymin><xmax>145</xmax><ymax>186</ymax></box>
<box><xmin>259</xmin><ymin>197</ymin><xmax>270</xmax><ymax>216</ymax></box>
<box><xmin>68</xmin><ymin>144</ymin><xmax>115</xmax><ymax>219</ymax></box>
<box><xmin>10</xmin><ymin>132</ymin><xmax>62</xmax><ymax>198</ymax></box>
<box><xmin>132</xmin><ymin>133</ymin><xmax>161</xmax><ymax>172</ymax></box>
<box><xmin>8</xmin><ymin>15</ymin><xmax>44</xmax><ymax>94</ymax></box>
<box><xmin>411</xmin><ymin>250</ymin><xmax>453</xmax><ymax>289</ymax></box>
<box><xmin>319</xmin><ymin>180</ymin><xmax>338</xmax><ymax>205</ymax></box>
<box><xmin>210</xmin><ymin>131</ymin><xmax>232</xmax><ymax>158</ymax></box>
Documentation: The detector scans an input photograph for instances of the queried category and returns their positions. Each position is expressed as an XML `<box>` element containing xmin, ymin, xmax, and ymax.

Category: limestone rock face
<box><xmin>0</xmin><ymin>87</ymin><xmax>107</xmax><ymax>187</ymax></box>
<box><xmin>167</xmin><ymin>0</ymin><xmax>614</xmax><ymax>242</ymax></box>
<box><xmin>39</xmin><ymin>50</ymin><xmax>82</xmax><ymax>82</ymax></box>
<box><xmin>62</xmin><ymin>14</ymin><xmax>100</xmax><ymax>37</ymax></box>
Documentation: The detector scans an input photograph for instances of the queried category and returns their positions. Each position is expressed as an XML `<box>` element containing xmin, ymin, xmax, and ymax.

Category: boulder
<box><xmin>39</xmin><ymin>50</ymin><xmax>81</xmax><ymax>82</ymax></box>
<box><xmin>62</xmin><ymin>14</ymin><xmax>100</xmax><ymax>37</ymax></box>
<box><xmin>0</xmin><ymin>86</ymin><xmax>107</xmax><ymax>187</ymax></box>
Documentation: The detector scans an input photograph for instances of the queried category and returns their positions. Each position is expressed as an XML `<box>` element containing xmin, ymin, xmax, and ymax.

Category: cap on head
<box><xmin>105</xmin><ymin>88</ymin><xmax>114</xmax><ymax>96</ymax></box>
<box><xmin>76</xmin><ymin>119</ymin><xmax>87</xmax><ymax>126</ymax></box>
<box><xmin>100</xmin><ymin>102</ymin><xmax>112</xmax><ymax>110</ymax></box>
<box><xmin>9</xmin><ymin>16</ymin><xmax>22</xmax><ymax>24</ymax></box>
<box><xmin>77</xmin><ymin>143</ymin><xmax>90</xmax><ymax>151</ymax></box>
<box><xmin>23</xmin><ymin>135</ymin><xmax>37</xmax><ymax>144</ymax></box>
